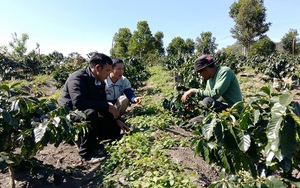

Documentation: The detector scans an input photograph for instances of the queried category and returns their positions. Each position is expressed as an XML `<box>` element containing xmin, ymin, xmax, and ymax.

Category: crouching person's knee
<box><xmin>202</xmin><ymin>97</ymin><xmax>215</xmax><ymax>109</ymax></box>
<box><xmin>117</xmin><ymin>95</ymin><xmax>129</xmax><ymax>115</ymax></box>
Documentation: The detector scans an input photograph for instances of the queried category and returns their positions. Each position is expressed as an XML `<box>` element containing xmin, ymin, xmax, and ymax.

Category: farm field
<box><xmin>1</xmin><ymin>63</ymin><xmax>300</xmax><ymax>188</ymax></box>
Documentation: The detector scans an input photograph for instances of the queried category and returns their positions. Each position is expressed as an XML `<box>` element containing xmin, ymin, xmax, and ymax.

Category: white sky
<box><xmin>0</xmin><ymin>0</ymin><xmax>299</xmax><ymax>58</ymax></box>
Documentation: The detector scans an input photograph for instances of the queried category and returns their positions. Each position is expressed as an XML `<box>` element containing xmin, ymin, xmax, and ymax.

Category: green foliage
<box><xmin>0</xmin><ymin>33</ymin><xmax>56</xmax><ymax>80</ymax></box>
<box><xmin>250</xmin><ymin>36</ymin><xmax>276</xmax><ymax>56</ymax></box>
<box><xmin>195</xmin><ymin>31</ymin><xmax>218</xmax><ymax>54</ymax></box>
<box><xmin>0</xmin><ymin>53</ymin><xmax>18</xmax><ymax>81</ymax></box>
<box><xmin>100</xmin><ymin>132</ymin><xmax>196</xmax><ymax>187</ymax></box>
<box><xmin>52</xmin><ymin>62</ymin><xmax>87</xmax><ymax>88</ymax></box>
<box><xmin>123</xmin><ymin>57</ymin><xmax>151</xmax><ymax>90</ymax></box>
<box><xmin>166</xmin><ymin>37</ymin><xmax>195</xmax><ymax>56</ymax></box>
<box><xmin>229</xmin><ymin>0</ymin><xmax>271</xmax><ymax>54</ymax></box>
<box><xmin>0</xmin><ymin>83</ymin><xmax>88</xmax><ymax>182</ymax></box>
<box><xmin>153</xmin><ymin>31</ymin><xmax>165</xmax><ymax>56</ymax></box>
<box><xmin>94</xmin><ymin>65</ymin><xmax>196</xmax><ymax>187</ymax></box>
<box><xmin>110</xmin><ymin>28</ymin><xmax>132</xmax><ymax>58</ymax></box>
<box><xmin>6</xmin><ymin>33</ymin><xmax>29</xmax><ymax>60</ymax></box>
<box><xmin>128</xmin><ymin>21</ymin><xmax>156</xmax><ymax>59</ymax></box>
<box><xmin>191</xmin><ymin>87</ymin><xmax>300</xmax><ymax>186</ymax></box>
<box><xmin>281</xmin><ymin>29</ymin><xmax>300</xmax><ymax>55</ymax></box>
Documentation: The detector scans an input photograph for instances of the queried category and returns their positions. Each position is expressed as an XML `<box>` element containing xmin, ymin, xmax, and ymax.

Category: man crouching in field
<box><xmin>58</xmin><ymin>53</ymin><xmax>129</xmax><ymax>164</ymax></box>
<box><xmin>181</xmin><ymin>55</ymin><xmax>243</xmax><ymax>123</ymax></box>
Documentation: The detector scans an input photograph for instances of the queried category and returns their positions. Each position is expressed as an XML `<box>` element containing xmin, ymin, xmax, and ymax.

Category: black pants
<box><xmin>76</xmin><ymin>109</ymin><xmax>121</xmax><ymax>158</ymax></box>
<box><xmin>202</xmin><ymin>97</ymin><xmax>229</xmax><ymax>113</ymax></box>
<box><xmin>189</xmin><ymin>97</ymin><xmax>230</xmax><ymax>125</ymax></box>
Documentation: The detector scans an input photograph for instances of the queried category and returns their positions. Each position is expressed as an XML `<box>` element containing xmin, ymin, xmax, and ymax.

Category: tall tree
<box><xmin>229</xmin><ymin>0</ymin><xmax>271</xmax><ymax>55</ymax></box>
<box><xmin>281</xmin><ymin>29</ymin><xmax>299</xmax><ymax>55</ymax></box>
<box><xmin>250</xmin><ymin>36</ymin><xmax>276</xmax><ymax>56</ymax></box>
<box><xmin>8</xmin><ymin>32</ymin><xmax>29</xmax><ymax>60</ymax></box>
<box><xmin>167</xmin><ymin>37</ymin><xmax>196</xmax><ymax>56</ymax></box>
<box><xmin>166</xmin><ymin>37</ymin><xmax>186</xmax><ymax>56</ymax></box>
<box><xmin>110</xmin><ymin>28</ymin><xmax>132</xmax><ymax>58</ymax></box>
<box><xmin>185</xmin><ymin>38</ymin><xmax>195</xmax><ymax>55</ymax></box>
<box><xmin>195</xmin><ymin>31</ymin><xmax>217</xmax><ymax>54</ymax></box>
<box><xmin>128</xmin><ymin>21</ymin><xmax>155</xmax><ymax>58</ymax></box>
<box><xmin>153</xmin><ymin>31</ymin><xmax>165</xmax><ymax>56</ymax></box>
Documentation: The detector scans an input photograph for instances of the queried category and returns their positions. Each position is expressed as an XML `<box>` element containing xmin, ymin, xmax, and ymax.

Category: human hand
<box><xmin>181</xmin><ymin>89</ymin><xmax>194</xmax><ymax>103</ymax></box>
<box><xmin>134</xmin><ymin>96</ymin><xmax>143</xmax><ymax>104</ymax></box>
<box><xmin>116</xmin><ymin>119</ymin><xmax>131</xmax><ymax>132</ymax></box>
<box><xmin>108</xmin><ymin>103</ymin><xmax>119</xmax><ymax>119</ymax></box>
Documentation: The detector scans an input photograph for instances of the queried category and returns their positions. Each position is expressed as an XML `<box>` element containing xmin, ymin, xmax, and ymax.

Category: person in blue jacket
<box><xmin>58</xmin><ymin>53</ymin><xmax>129</xmax><ymax>164</ymax></box>
<box><xmin>105</xmin><ymin>58</ymin><xmax>143</xmax><ymax>116</ymax></box>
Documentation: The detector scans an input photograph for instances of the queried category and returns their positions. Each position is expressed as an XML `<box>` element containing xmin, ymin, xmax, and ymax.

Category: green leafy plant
<box><xmin>191</xmin><ymin>86</ymin><xmax>300</xmax><ymax>187</ymax></box>
<box><xmin>123</xmin><ymin>57</ymin><xmax>151</xmax><ymax>90</ymax></box>
<box><xmin>0</xmin><ymin>83</ymin><xmax>88</xmax><ymax>188</ymax></box>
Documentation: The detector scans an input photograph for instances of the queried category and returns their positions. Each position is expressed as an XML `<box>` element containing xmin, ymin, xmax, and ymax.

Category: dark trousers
<box><xmin>76</xmin><ymin>109</ymin><xmax>121</xmax><ymax>158</ymax></box>
<box><xmin>202</xmin><ymin>97</ymin><xmax>229</xmax><ymax>113</ymax></box>
<box><xmin>189</xmin><ymin>97</ymin><xmax>230</xmax><ymax>124</ymax></box>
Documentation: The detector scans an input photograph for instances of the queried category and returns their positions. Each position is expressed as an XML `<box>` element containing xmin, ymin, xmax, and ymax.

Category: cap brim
<box><xmin>194</xmin><ymin>60</ymin><xmax>216</xmax><ymax>72</ymax></box>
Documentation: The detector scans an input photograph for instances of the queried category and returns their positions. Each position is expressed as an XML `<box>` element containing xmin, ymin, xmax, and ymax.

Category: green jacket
<box><xmin>196</xmin><ymin>66</ymin><xmax>243</xmax><ymax>107</ymax></box>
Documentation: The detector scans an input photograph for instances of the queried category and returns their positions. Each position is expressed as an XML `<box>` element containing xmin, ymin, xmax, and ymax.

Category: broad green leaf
<box><xmin>271</xmin><ymin>103</ymin><xmax>286</xmax><ymax>117</ymax></box>
<box><xmin>1</xmin><ymin>109</ymin><xmax>12</xmax><ymax>124</ymax></box>
<box><xmin>281</xmin><ymin>115</ymin><xmax>296</xmax><ymax>159</ymax></box>
<box><xmin>293</xmin><ymin>102</ymin><xmax>300</xmax><ymax>117</ymax></box>
<box><xmin>280</xmin><ymin>158</ymin><xmax>291</xmax><ymax>173</ymax></box>
<box><xmin>266</xmin><ymin>114</ymin><xmax>282</xmax><ymax>140</ymax></box>
<box><xmin>236</xmin><ymin>131</ymin><xmax>251</xmax><ymax>152</ymax></box>
<box><xmin>274</xmin><ymin>148</ymin><xmax>283</xmax><ymax>161</ymax></box>
<box><xmin>260</xmin><ymin>86</ymin><xmax>270</xmax><ymax>95</ymax></box>
<box><xmin>202</xmin><ymin>116</ymin><xmax>217</xmax><ymax>140</ymax></box>
<box><xmin>278</xmin><ymin>91</ymin><xmax>294</xmax><ymax>107</ymax></box>
<box><xmin>0</xmin><ymin>84</ymin><xmax>9</xmax><ymax>92</ymax></box>
<box><xmin>33</xmin><ymin>121</ymin><xmax>48</xmax><ymax>143</ymax></box>
<box><xmin>9</xmin><ymin>99</ymin><xmax>20</xmax><ymax>113</ymax></box>
<box><xmin>239</xmin><ymin>112</ymin><xmax>250</xmax><ymax>130</ymax></box>
<box><xmin>192</xmin><ymin>130</ymin><xmax>201</xmax><ymax>136</ymax></box>
<box><xmin>207</xmin><ymin>181</ymin><xmax>219</xmax><ymax>188</ymax></box>
<box><xmin>52</xmin><ymin>117</ymin><xmax>61</xmax><ymax>128</ymax></box>
<box><xmin>201</xmin><ymin>143</ymin><xmax>211</xmax><ymax>163</ymax></box>
<box><xmin>219</xmin><ymin>168</ymin><xmax>226</xmax><ymax>180</ymax></box>
<box><xmin>218</xmin><ymin>149</ymin><xmax>231</xmax><ymax>173</ymax></box>
<box><xmin>253</xmin><ymin>109</ymin><xmax>260</xmax><ymax>124</ymax></box>
<box><xmin>290</xmin><ymin>114</ymin><xmax>300</xmax><ymax>126</ymax></box>
<box><xmin>214</xmin><ymin>123</ymin><xmax>224</xmax><ymax>146</ymax></box>
<box><xmin>265</xmin><ymin>176</ymin><xmax>287</xmax><ymax>188</ymax></box>
<box><xmin>195</xmin><ymin>139</ymin><xmax>203</xmax><ymax>155</ymax></box>
<box><xmin>10</xmin><ymin>82</ymin><xmax>21</xmax><ymax>89</ymax></box>
<box><xmin>265</xmin><ymin>150</ymin><xmax>274</xmax><ymax>166</ymax></box>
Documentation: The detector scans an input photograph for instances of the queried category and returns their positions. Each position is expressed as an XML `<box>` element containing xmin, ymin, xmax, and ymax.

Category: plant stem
<box><xmin>9</xmin><ymin>166</ymin><xmax>15</xmax><ymax>188</ymax></box>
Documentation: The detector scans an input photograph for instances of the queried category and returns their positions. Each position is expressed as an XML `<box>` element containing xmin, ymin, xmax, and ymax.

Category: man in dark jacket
<box><xmin>58</xmin><ymin>53</ymin><xmax>129</xmax><ymax>163</ymax></box>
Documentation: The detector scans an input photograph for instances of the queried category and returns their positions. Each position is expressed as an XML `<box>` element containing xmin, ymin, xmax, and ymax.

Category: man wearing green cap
<box><xmin>181</xmin><ymin>54</ymin><xmax>243</xmax><ymax>114</ymax></box>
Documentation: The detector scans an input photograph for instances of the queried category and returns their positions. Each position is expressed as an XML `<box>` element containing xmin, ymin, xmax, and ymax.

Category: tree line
<box><xmin>110</xmin><ymin>0</ymin><xmax>299</xmax><ymax>59</ymax></box>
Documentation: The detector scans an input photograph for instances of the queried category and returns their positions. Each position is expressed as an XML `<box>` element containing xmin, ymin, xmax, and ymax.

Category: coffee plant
<box><xmin>123</xmin><ymin>57</ymin><xmax>151</xmax><ymax>90</ymax></box>
<box><xmin>191</xmin><ymin>87</ymin><xmax>300</xmax><ymax>187</ymax></box>
<box><xmin>0</xmin><ymin>83</ymin><xmax>88</xmax><ymax>188</ymax></box>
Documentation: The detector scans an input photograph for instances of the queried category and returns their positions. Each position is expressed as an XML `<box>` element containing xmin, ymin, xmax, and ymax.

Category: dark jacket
<box><xmin>58</xmin><ymin>67</ymin><xmax>109</xmax><ymax>114</ymax></box>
